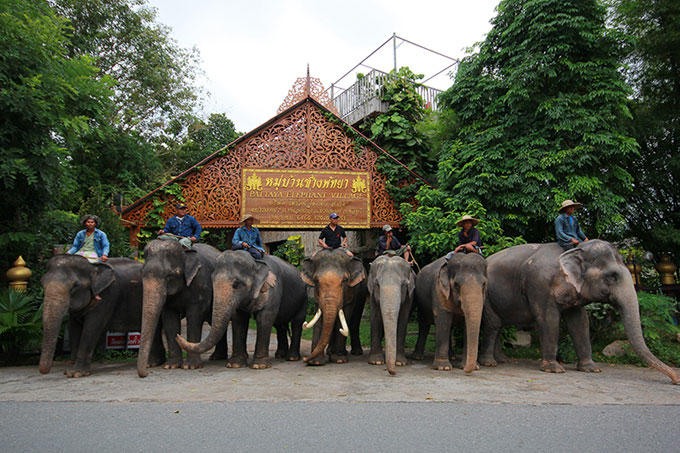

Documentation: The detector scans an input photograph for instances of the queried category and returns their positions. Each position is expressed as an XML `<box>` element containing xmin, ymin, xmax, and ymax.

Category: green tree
<box><xmin>0</xmin><ymin>0</ymin><xmax>112</xmax><ymax>269</ymax></box>
<box><xmin>359</xmin><ymin>67</ymin><xmax>437</xmax><ymax>204</ymax></box>
<box><xmin>49</xmin><ymin>0</ymin><xmax>202</xmax><ymax>140</ymax></box>
<box><xmin>437</xmin><ymin>0</ymin><xmax>638</xmax><ymax>242</ymax></box>
<box><xmin>608</xmin><ymin>0</ymin><xmax>680</xmax><ymax>258</ymax></box>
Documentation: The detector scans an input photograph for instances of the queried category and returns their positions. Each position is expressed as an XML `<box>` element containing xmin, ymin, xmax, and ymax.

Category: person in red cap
<box><xmin>317</xmin><ymin>213</ymin><xmax>353</xmax><ymax>256</ymax></box>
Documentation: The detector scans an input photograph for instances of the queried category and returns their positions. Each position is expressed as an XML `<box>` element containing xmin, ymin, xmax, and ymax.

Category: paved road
<box><xmin>2</xmin><ymin>332</ymin><xmax>678</xmax><ymax>451</ymax></box>
<box><xmin>1</xmin><ymin>401</ymin><xmax>679</xmax><ymax>452</ymax></box>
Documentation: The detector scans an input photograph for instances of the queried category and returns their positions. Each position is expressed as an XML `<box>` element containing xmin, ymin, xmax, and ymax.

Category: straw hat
<box><xmin>240</xmin><ymin>214</ymin><xmax>259</xmax><ymax>224</ymax></box>
<box><xmin>558</xmin><ymin>200</ymin><xmax>582</xmax><ymax>213</ymax></box>
<box><xmin>456</xmin><ymin>215</ymin><xmax>479</xmax><ymax>227</ymax></box>
<box><xmin>79</xmin><ymin>214</ymin><xmax>102</xmax><ymax>228</ymax></box>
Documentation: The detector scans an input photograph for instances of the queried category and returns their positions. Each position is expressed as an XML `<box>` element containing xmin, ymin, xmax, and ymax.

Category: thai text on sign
<box><xmin>242</xmin><ymin>169</ymin><xmax>370</xmax><ymax>228</ymax></box>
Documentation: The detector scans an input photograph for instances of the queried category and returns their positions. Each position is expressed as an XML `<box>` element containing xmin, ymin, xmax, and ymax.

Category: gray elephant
<box><xmin>39</xmin><ymin>255</ymin><xmax>165</xmax><ymax>377</ymax></box>
<box><xmin>136</xmin><ymin>239</ymin><xmax>226</xmax><ymax>377</ymax></box>
<box><xmin>366</xmin><ymin>254</ymin><xmax>416</xmax><ymax>375</ymax></box>
<box><xmin>300</xmin><ymin>248</ymin><xmax>367</xmax><ymax>365</ymax></box>
<box><xmin>176</xmin><ymin>250</ymin><xmax>308</xmax><ymax>369</ymax></box>
<box><xmin>413</xmin><ymin>252</ymin><xmax>486</xmax><ymax>373</ymax></box>
<box><xmin>480</xmin><ymin>240</ymin><xmax>679</xmax><ymax>384</ymax></box>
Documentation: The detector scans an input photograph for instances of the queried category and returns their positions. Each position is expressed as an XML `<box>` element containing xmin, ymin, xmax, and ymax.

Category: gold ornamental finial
<box><xmin>6</xmin><ymin>256</ymin><xmax>32</xmax><ymax>292</ymax></box>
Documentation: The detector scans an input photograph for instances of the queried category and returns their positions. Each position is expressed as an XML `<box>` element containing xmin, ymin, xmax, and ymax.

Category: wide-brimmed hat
<box><xmin>456</xmin><ymin>215</ymin><xmax>479</xmax><ymax>227</ymax></box>
<box><xmin>382</xmin><ymin>224</ymin><xmax>393</xmax><ymax>232</ymax></box>
<box><xmin>79</xmin><ymin>214</ymin><xmax>102</xmax><ymax>228</ymax></box>
<box><xmin>240</xmin><ymin>214</ymin><xmax>259</xmax><ymax>224</ymax></box>
<box><xmin>558</xmin><ymin>200</ymin><xmax>582</xmax><ymax>213</ymax></box>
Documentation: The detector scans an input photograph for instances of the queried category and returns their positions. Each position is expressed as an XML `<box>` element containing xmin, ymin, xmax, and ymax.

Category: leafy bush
<box><xmin>272</xmin><ymin>236</ymin><xmax>305</xmax><ymax>269</ymax></box>
<box><xmin>400</xmin><ymin>188</ymin><xmax>525</xmax><ymax>263</ymax></box>
<box><xmin>0</xmin><ymin>289</ymin><xmax>43</xmax><ymax>356</ymax></box>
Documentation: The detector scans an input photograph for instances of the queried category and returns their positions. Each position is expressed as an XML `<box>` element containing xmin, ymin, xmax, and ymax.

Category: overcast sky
<box><xmin>146</xmin><ymin>0</ymin><xmax>500</xmax><ymax>132</ymax></box>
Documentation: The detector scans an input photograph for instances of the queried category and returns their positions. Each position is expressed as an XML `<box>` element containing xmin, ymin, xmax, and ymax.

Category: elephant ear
<box><xmin>300</xmin><ymin>258</ymin><xmax>315</xmax><ymax>286</ymax></box>
<box><xmin>92</xmin><ymin>263</ymin><xmax>116</xmax><ymax>297</ymax></box>
<box><xmin>366</xmin><ymin>259</ymin><xmax>383</xmax><ymax>295</ymax></box>
<box><xmin>252</xmin><ymin>261</ymin><xmax>277</xmax><ymax>300</ymax></box>
<box><xmin>183</xmin><ymin>249</ymin><xmax>201</xmax><ymax>287</ymax></box>
<box><xmin>348</xmin><ymin>257</ymin><xmax>366</xmax><ymax>287</ymax></box>
<box><xmin>559</xmin><ymin>248</ymin><xmax>585</xmax><ymax>293</ymax></box>
<box><xmin>407</xmin><ymin>268</ymin><xmax>416</xmax><ymax>301</ymax></box>
<box><xmin>436</xmin><ymin>261</ymin><xmax>451</xmax><ymax>300</ymax></box>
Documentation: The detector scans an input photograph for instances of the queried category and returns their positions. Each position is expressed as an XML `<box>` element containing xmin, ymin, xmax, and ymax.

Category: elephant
<box><xmin>176</xmin><ymin>250</ymin><xmax>308</xmax><ymax>369</ymax></box>
<box><xmin>39</xmin><ymin>255</ymin><xmax>165</xmax><ymax>377</ymax></box>
<box><xmin>136</xmin><ymin>239</ymin><xmax>226</xmax><ymax>378</ymax></box>
<box><xmin>300</xmin><ymin>248</ymin><xmax>367</xmax><ymax>365</ymax></box>
<box><xmin>412</xmin><ymin>252</ymin><xmax>486</xmax><ymax>373</ymax></box>
<box><xmin>366</xmin><ymin>254</ymin><xmax>416</xmax><ymax>375</ymax></box>
<box><xmin>479</xmin><ymin>240</ymin><xmax>679</xmax><ymax>384</ymax></box>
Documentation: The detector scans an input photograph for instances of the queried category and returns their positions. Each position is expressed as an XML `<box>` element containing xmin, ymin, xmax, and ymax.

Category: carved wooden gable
<box><xmin>121</xmin><ymin>96</ymin><xmax>403</xmax><ymax>243</ymax></box>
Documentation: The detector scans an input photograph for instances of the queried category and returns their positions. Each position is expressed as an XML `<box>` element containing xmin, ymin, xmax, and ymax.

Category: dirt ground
<box><xmin>1</xmin><ymin>331</ymin><xmax>679</xmax><ymax>405</ymax></box>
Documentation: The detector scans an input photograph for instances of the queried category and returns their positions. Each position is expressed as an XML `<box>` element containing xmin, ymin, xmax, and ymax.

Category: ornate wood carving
<box><xmin>122</xmin><ymin>97</ymin><xmax>403</xmax><ymax>240</ymax></box>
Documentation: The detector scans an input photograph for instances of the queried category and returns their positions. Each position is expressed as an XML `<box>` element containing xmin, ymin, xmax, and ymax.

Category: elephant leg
<box><xmin>479</xmin><ymin>306</ymin><xmax>501</xmax><ymax>366</ymax></box>
<box><xmin>307</xmin><ymin>318</ymin><xmax>325</xmax><ymax>366</ymax></box>
<box><xmin>395</xmin><ymin>300</ymin><xmax>411</xmax><ymax>366</ymax></box>
<box><xmin>368</xmin><ymin>297</ymin><xmax>385</xmax><ymax>365</ymax></box>
<box><xmin>537</xmin><ymin>305</ymin><xmax>565</xmax><ymax>373</ymax></box>
<box><xmin>432</xmin><ymin>311</ymin><xmax>454</xmax><ymax>371</ymax></box>
<box><xmin>209</xmin><ymin>330</ymin><xmax>229</xmax><ymax>361</ymax></box>
<box><xmin>349</xmin><ymin>298</ymin><xmax>365</xmax><ymax>356</ymax></box>
<box><xmin>251</xmin><ymin>311</ymin><xmax>275</xmax><ymax>369</ymax></box>
<box><xmin>329</xmin><ymin>324</ymin><xmax>349</xmax><ymax>364</ymax></box>
<box><xmin>286</xmin><ymin>307</ymin><xmax>305</xmax><ymax>361</ymax></box>
<box><xmin>449</xmin><ymin>325</ymin><xmax>456</xmax><ymax>361</ymax></box>
<box><xmin>563</xmin><ymin>307</ymin><xmax>601</xmax><ymax>373</ymax></box>
<box><xmin>162</xmin><ymin>309</ymin><xmax>182</xmax><ymax>369</ymax></box>
<box><xmin>66</xmin><ymin>314</ymin><xmax>110</xmax><ymax>378</ymax></box>
<box><xmin>181</xmin><ymin>310</ymin><xmax>205</xmax><ymax>370</ymax></box>
<box><xmin>412</xmin><ymin>308</ymin><xmax>430</xmax><ymax>361</ymax></box>
<box><xmin>227</xmin><ymin>311</ymin><xmax>249</xmax><ymax>368</ymax></box>
<box><xmin>274</xmin><ymin>324</ymin><xmax>289</xmax><ymax>359</ymax></box>
<box><xmin>148</xmin><ymin>321</ymin><xmax>167</xmax><ymax>367</ymax></box>
<box><xmin>68</xmin><ymin>317</ymin><xmax>82</xmax><ymax>365</ymax></box>
<box><xmin>493</xmin><ymin>332</ymin><xmax>510</xmax><ymax>364</ymax></box>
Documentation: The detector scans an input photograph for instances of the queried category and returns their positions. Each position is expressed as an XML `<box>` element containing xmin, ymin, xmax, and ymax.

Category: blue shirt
<box><xmin>163</xmin><ymin>215</ymin><xmax>202</xmax><ymax>240</ymax></box>
<box><xmin>555</xmin><ymin>213</ymin><xmax>587</xmax><ymax>246</ymax></box>
<box><xmin>233</xmin><ymin>226</ymin><xmax>264</xmax><ymax>252</ymax></box>
<box><xmin>67</xmin><ymin>229</ymin><xmax>110</xmax><ymax>257</ymax></box>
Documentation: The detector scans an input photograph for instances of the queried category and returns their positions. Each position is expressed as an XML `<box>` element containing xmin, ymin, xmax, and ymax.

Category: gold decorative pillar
<box><xmin>656</xmin><ymin>256</ymin><xmax>677</xmax><ymax>285</ymax></box>
<box><xmin>6</xmin><ymin>256</ymin><xmax>32</xmax><ymax>292</ymax></box>
<box><xmin>625</xmin><ymin>254</ymin><xmax>642</xmax><ymax>286</ymax></box>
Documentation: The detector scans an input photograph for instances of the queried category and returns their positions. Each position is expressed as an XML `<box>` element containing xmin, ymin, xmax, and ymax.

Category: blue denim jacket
<box><xmin>555</xmin><ymin>214</ymin><xmax>587</xmax><ymax>246</ymax></box>
<box><xmin>162</xmin><ymin>215</ymin><xmax>202</xmax><ymax>240</ymax></box>
<box><xmin>232</xmin><ymin>226</ymin><xmax>264</xmax><ymax>252</ymax></box>
<box><xmin>67</xmin><ymin>229</ymin><xmax>110</xmax><ymax>257</ymax></box>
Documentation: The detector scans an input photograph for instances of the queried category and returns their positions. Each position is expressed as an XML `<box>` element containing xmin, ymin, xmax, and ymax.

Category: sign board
<box><xmin>106</xmin><ymin>332</ymin><xmax>141</xmax><ymax>350</ymax></box>
<box><xmin>242</xmin><ymin>169</ymin><xmax>370</xmax><ymax>228</ymax></box>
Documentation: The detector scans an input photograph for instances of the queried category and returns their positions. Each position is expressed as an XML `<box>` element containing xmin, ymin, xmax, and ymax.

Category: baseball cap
<box><xmin>329</xmin><ymin>213</ymin><xmax>339</xmax><ymax>219</ymax></box>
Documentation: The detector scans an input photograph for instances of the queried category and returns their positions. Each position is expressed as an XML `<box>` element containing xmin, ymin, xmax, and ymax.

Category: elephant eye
<box><xmin>232</xmin><ymin>281</ymin><xmax>243</xmax><ymax>289</ymax></box>
<box><xmin>605</xmin><ymin>272</ymin><xmax>618</xmax><ymax>283</ymax></box>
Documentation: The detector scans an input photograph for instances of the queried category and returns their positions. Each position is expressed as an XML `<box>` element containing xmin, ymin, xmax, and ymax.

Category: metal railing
<box><xmin>331</xmin><ymin>69</ymin><xmax>443</xmax><ymax>122</ymax></box>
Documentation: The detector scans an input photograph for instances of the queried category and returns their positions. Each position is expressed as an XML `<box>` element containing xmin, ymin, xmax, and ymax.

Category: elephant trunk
<box><xmin>379</xmin><ymin>286</ymin><xmax>401</xmax><ymax>375</ymax></box>
<box><xmin>615</xmin><ymin>281</ymin><xmax>679</xmax><ymax>384</ymax></box>
<box><xmin>137</xmin><ymin>277</ymin><xmax>166</xmax><ymax>378</ymax></box>
<box><xmin>39</xmin><ymin>284</ymin><xmax>70</xmax><ymax>374</ymax></box>
<box><xmin>177</xmin><ymin>281</ymin><xmax>235</xmax><ymax>354</ymax></box>
<box><xmin>460</xmin><ymin>283</ymin><xmax>483</xmax><ymax>374</ymax></box>
<box><xmin>304</xmin><ymin>297</ymin><xmax>341</xmax><ymax>362</ymax></box>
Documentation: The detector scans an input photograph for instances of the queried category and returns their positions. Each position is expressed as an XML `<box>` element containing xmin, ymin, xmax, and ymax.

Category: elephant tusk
<box><xmin>303</xmin><ymin>308</ymin><xmax>322</xmax><ymax>330</ymax></box>
<box><xmin>338</xmin><ymin>308</ymin><xmax>349</xmax><ymax>337</ymax></box>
